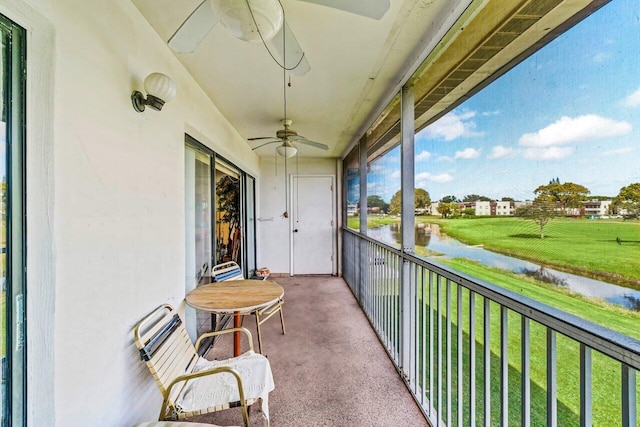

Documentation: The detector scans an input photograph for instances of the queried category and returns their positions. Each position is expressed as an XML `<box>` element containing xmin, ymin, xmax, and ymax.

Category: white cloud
<box><xmin>519</xmin><ymin>115</ymin><xmax>632</xmax><ymax>147</ymax></box>
<box><xmin>523</xmin><ymin>146</ymin><xmax>574</xmax><ymax>160</ymax></box>
<box><xmin>415</xmin><ymin>172</ymin><xmax>454</xmax><ymax>185</ymax></box>
<box><xmin>592</xmin><ymin>52</ymin><xmax>611</xmax><ymax>63</ymax></box>
<box><xmin>623</xmin><ymin>87</ymin><xmax>640</xmax><ymax>107</ymax></box>
<box><xmin>454</xmin><ymin>148</ymin><xmax>480</xmax><ymax>159</ymax></box>
<box><xmin>415</xmin><ymin>150</ymin><xmax>431</xmax><ymax>161</ymax></box>
<box><xmin>482</xmin><ymin>110</ymin><xmax>501</xmax><ymax>117</ymax></box>
<box><xmin>488</xmin><ymin>145</ymin><xmax>514</xmax><ymax>159</ymax></box>
<box><xmin>389</xmin><ymin>170</ymin><xmax>401</xmax><ymax>179</ymax></box>
<box><xmin>603</xmin><ymin>147</ymin><xmax>633</xmax><ymax>156</ymax></box>
<box><xmin>369</xmin><ymin>163</ymin><xmax>385</xmax><ymax>173</ymax></box>
<box><xmin>437</xmin><ymin>155</ymin><xmax>453</xmax><ymax>162</ymax></box>
<box><xmin>419</xmin><ymin>110</ymin><xmax>482</xmax><ymax>141</ymax></box>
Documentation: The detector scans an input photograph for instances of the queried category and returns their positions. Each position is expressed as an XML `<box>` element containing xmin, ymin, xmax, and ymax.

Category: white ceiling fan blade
<box><xmin>298</xmin><ymin>0</ymin><xmax>390</xmax><ymax>20</ymax></box>
<box><xmin>296</xmin><ymin>138</ymin><xmax>329</xmax><ymax>150</ymax></box>
<box><xmin>268</xmin><ymin>21</ymin><xmax>310</xmax><ymax>76</ymax></box>
<box><xmin>252</xmin><ymin>140</ymin><xmax>282</xmax><ymax>150</ymax></box>
<box><xmin>168</xmin><ymin>0</ymin><xmax>219</xmax><ymax>53</ymax></box>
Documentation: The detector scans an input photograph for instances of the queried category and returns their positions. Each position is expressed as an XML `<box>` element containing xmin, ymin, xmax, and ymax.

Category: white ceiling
<box><xmin>132</xmin><ymin>0</ymin><xmax>465</xmax><ymax>157</ymax></box>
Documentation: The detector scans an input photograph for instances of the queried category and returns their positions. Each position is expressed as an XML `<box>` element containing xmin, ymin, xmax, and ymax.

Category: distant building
<box><xmin>347</xmin><ymin>202</ymin><xmax>358</xmax><ymax>216</ymax></box>
<box><xmin>495</xmin><ymin>201</ymin><xmax>515</xmax><ymax>216</ymax></box>
<box><xmin>582</xmin><ymin>199</ymin><xmax>612</xmax><ymax>216</ymax></box>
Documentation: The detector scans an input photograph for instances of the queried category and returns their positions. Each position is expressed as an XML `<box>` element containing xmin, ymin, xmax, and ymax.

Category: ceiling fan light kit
<box><xmin>211</xmin><ymin>0</ymin><xmax>283</xmax><ymax>42</ymax></box>
<box><xmin>276</xmin><ymin>141</ymin><xmax>298</xmax><ymax>158</ymax></box>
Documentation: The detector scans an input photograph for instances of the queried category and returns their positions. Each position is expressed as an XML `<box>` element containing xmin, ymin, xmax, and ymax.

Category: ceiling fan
<box><xmin>249</xmin><ymin>119</ymin><xmax>329</xmax><ymax>157</ymax></box>
<box><xmin>168</xmin><ymin>0</ymin><xmax>391</xmax><ymax>75</ymax></box>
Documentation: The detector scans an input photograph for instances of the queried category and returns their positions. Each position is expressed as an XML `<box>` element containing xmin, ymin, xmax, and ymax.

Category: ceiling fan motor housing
<box><xmin>276</xmin><ymin>128</ymin><xmax>298</xmax><ymax>139</ymax></box>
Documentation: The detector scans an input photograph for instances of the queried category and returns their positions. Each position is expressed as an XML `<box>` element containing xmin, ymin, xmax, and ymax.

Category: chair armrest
<box><xmin>161</xmin><ymin>366</ymin><xmax>249</xmax><ymax>425</ymax></box>
<box><xmin>195</xmin><ymin>327</ymin><xmax>254</xmax><ymax>353</ymax></box>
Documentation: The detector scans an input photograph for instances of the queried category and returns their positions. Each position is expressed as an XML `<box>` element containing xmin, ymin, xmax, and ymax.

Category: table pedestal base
<box><xmin>234</xmin><ymin>312</ymin><xmax>242</xmax><ymax>356</ymax></box>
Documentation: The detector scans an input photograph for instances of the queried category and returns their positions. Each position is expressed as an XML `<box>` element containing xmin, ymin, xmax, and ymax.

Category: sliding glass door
<box><xmin>185</xmin><ymin>139</ymin><xmax>258</xmax><ymax>280</ymax></box>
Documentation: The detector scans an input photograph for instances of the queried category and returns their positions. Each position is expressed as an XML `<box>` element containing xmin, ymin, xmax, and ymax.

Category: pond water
<box><xmin>367</xmin><ymin>223</ymin><xmax>640</xmax><ymax>311</ymax></box>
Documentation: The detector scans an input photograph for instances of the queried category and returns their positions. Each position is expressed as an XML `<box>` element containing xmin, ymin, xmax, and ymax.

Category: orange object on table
<box><xmin>185</xmin><ymin>279</ymin><xmax>284</xmax><ymax>356</ymax></box>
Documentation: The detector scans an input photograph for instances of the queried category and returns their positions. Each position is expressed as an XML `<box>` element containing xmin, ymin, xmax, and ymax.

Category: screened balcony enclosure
<box><xmin>2</xmin><ymin>0</ymin><xmax>638</xmax><ymax>426</ymax></box>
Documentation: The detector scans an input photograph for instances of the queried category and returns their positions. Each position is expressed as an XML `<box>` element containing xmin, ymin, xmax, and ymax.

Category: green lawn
<box><xmin>417</xmin><ymin>216</ymin><xmax>640</xmax><ymax>287</ymax></box>
<box><xmin>428</xmin><ymin>258</ymin><xmax>640</xmax><ymax>425</ymax></box>
<box><xmin>369</xmin><ymin>258</ymin><xmax>640</xmax><ymax>425</ymax></box>
<box><xmin>346</xmin><ymin>215</ymin><xmax>399</xmax><ymax>230</ymax></box>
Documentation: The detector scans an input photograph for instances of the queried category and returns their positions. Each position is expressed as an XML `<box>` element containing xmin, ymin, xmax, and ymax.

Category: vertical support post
<box><xmin>501</xmin><ymin>306</ymin><xmax>509</xmax><ymax>427</ymax></box>
<box><xmin>457</xmin><ymin>285</ymin><xmax>463</xmax><ymax>426</ymax></box>
<box><xmin>622</xmin><ymin>364</ymin><xmax>637</xmax><ymax>427</ymax></box>
<box><xmin>400</xmin><ymin>83</ymin><xmax>415</xmax><ymax>375</ymax></box>
<box><xmin>547</xmin><ymin>329</ymin><xmax>557</xmax><ymax>427</ymax></box>
<box><xmin>521</xmin><ymin>317</ymin><xmax>531</xmax><ymax>427</ymax></box>
<box><xmin>484</xmin><ymin>298</ymin><xmax>491</xmax><ymax>427</ymax></box>
<box><xmin>429</xmin><ymin>271</ymin><xmax>435</xmax><ymax>415</ymax></box>
<box><xmin>358</xmin><ymin>135</ymin><xmax>368</xmax><ymax>303</ymax></box>
<box><xmin>470</xmin><ymin>292</ymin><xmax>476</xmax><ymax>427</ymax></box>
<box><xmin>580</xmin><ymin>344</ymin><xmax>592</xmax><ymax>427</ymax></box>
<box><xmin>446</xmin><ymin>280</ymin><xmax>452</xmax><ymax>427</ymax></box>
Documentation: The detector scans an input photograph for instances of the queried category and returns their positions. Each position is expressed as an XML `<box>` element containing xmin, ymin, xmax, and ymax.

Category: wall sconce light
<box><xmin>276</xmin><ymin>140</ymin><xmax>297</xmax><ymax>158</ymax></box>
<box><xmin>131</xmin><ymin>72</ymin><xmax>176</xmax><ymax>112</ymax></box>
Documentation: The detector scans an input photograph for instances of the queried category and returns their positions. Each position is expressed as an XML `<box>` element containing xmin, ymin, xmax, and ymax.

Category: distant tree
<box><xmin>441</xmin><ymin>195</ymin><xmax>460</xmax><ymax>203</ymax></box>
<box><xmin>438</xmin><ymin>202</ymin><xmax>460</xmax><ymax>219</ymax></box>
<box><xmin>463</xmin><ymin>208</ymin><xmax>476</xmax><ymax>216</ymax></box>
<box><xmin>613</xmin><ymin>182</ymin><xmax>640</xmax><ymax>218</ymax></box>
<box><xmin>463</xmin><ymin>194</ymin><xmax>492</xmax><ymax>202</ymax></box>
<box><xmin>389</xmin><ymin>191</ymin><xmax>401</xmax><ymax>214</ymax></box>
<box><xmin>389</xmin><ymin>188</ymin><xmax>431</xmax><ymax>214</ymax></box>
<box><xmin>501</xmin><ymin>197</ymin><xmax>515</xmax><ymax>202</ymax></box>
<box><xmin>516</xmin><ymin>200</ymin><xmax>557</xmax><ymax>238</ymax></box>
<box><xmin>534</xmin><ymin>181</ymin><xmax>590</xmax><ymax>214</ymax></box>
<box><xmin>415</xmin><ymin>188</ymin><xmax>431</xmax><ymax>209</ymax></box>
<box><xmin>367</xmin><ymin>195</ymin><xmax>389</xmax><ymax>213</ymax></box>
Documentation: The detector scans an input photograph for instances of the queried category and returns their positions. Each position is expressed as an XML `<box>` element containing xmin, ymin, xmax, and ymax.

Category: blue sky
<box><xmin>364</xmin><ymin>0</ymin><xmax>640</xmax><ymax>203</ymax></box>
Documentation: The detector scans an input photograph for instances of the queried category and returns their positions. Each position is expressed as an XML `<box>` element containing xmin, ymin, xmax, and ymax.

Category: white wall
<box><xmin>0</xmin><ymin>0</ymin><xmax>263</xmax><ymax>425</ymax></box>
<box><xmin>257</xmin><ymin>157</ymin><xmax>339</xmax><ymax>274</ymax></box>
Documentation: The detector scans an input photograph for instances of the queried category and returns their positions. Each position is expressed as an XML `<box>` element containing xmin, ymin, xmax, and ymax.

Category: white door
<box><xmin>291</xmin><ymin>175</ymin><xmax>335</xmax><ymax>275</ymax></box>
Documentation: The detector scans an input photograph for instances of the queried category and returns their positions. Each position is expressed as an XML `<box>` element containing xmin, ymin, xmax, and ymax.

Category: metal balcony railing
<box><xmin>343</xmin><ymin>228</ymin><xmax>639</xmax><ymax>426</ymax></box>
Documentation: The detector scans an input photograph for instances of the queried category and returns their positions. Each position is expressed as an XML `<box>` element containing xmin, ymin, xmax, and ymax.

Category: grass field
<box><xmin>429</xmin><ymin>258</ymin><xmax>640</xmax><ymax>425</ymax></box>
<box><xmin>369</xmin><ymin>257</ymin><xmax>640</xmax><ymax>425</ymax></box>
<box><xmin>418</xmin><ymin>216</ymin><xmax>640</xmax><ymax>287</ymax></box>
<box><xmin>346</xmin><ymin>215</ymin><xmax>399</xmax><ymax>230</ymax></box>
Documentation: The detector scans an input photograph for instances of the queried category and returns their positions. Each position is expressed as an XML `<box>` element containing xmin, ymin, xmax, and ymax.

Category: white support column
<box><xmin>358</xmin><ymin>136</ymin><xmax>368</xmax><ymax>302</ymax></box>
<box><xmin>359</xmin><ymin>135</ymin><xmax>368</xmax><ymax>236</ymax></box>
<box><xmin>401</xmin><ymin>84</ymin><xmax>415</xmax><ymax>374</ymax></box>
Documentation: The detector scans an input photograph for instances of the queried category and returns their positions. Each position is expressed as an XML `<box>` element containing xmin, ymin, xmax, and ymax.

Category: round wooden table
<box><xmin>185</xmin><ymin>279</ymin><xmax>284</xmax><ymax>356</ymax></box>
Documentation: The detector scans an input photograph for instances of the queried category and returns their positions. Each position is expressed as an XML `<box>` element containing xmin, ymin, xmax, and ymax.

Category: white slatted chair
<box><xmin>133</xmin><ymin>304</ymin><xmax>274</xmax><ymax>426</ymax></box>
<box><xmin>211</xmin><ymin>262</ymin><xmax>285</xmax><ymax>355</ymax></box>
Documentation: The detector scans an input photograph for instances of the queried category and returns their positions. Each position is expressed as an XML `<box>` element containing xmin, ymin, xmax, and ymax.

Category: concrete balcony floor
<box><xmin>190</xmin><ymin>275</ymin><xmax>428</xmax><ymax>426</ymax></box>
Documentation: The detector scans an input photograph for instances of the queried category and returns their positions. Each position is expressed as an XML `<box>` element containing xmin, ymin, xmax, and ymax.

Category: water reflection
<box><xmin>520</xmin><ymin>267</ymin><xmax>568</xmax><ymax>287</ymax></box>
<box><xmin>368</xmin><ymin>223</ymin><xmax>640</xmax><ymax>311</ymax></box>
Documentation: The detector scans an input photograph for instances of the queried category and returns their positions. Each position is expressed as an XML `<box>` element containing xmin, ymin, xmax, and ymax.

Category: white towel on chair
<box><xmin>176</xmin><ymin>350</ymin><xmax>274</xmax><ymax>421</ymax></box>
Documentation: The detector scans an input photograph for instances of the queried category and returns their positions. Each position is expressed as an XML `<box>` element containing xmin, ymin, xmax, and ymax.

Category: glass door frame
<box><xmin>0</xmin><ymin>13</ymin><xmax>27</xmax><ymax>427</ymax></box>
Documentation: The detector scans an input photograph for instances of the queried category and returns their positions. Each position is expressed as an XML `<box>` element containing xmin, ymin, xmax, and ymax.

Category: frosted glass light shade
<box><xmin>211</xmin><ymin>0</ymin><xmax>283</xmax><ymax>42</ymax></box>
<box><xmin>276</xmin><ymin>144</ymin><xmax>297</xmax><ymax>158</ymax></box>
<box><xmin>132</xmin><ymin>72</ymin><xmax>176</xmax><ymax>112</ymax></box>
<box><xmin>144</xmin><ymin>73</ymin><xmax>176</xmax><ymax>103</ymax></box>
